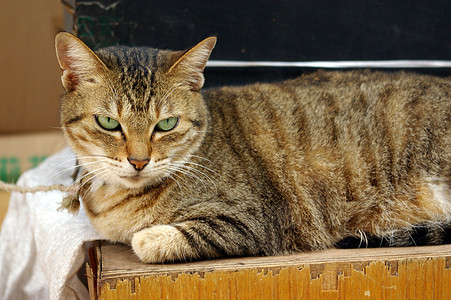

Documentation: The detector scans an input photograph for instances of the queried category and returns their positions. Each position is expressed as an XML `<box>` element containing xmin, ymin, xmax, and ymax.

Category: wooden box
<box><xmin>86</xmin><ymin>242</ymin><xmax>451</xmax><ymax>299</ymax></box>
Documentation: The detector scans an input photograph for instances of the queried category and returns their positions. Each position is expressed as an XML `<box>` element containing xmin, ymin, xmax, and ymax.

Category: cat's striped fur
<box><xmin>55</xmin><ymin>32</ymin><xmax>450</xmax><ymax>263</ymax></box>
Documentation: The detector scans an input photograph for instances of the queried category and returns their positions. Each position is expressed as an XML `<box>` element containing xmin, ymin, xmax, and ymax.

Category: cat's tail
<box><xmin>335</xmin><ymin>222</ymin><xmax>451</xmax><ymax>249</ymax></box>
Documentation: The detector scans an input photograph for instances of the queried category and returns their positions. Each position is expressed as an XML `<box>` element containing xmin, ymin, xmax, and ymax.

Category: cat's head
<box><xmin>55</xmin><ymin>33</ymin><xmax>216</xmax><ymax>189</ymax></box>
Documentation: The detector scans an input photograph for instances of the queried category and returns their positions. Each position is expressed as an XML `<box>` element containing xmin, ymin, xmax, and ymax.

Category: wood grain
<box><xmin>87</xmin><ymin>242</ymin><xmax>451</xmax><ymax>299</ymax></box>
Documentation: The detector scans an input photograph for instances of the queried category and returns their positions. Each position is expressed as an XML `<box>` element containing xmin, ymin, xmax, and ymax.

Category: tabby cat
<box><xmin>55</xmin><ymin>32</ymin><xmax>450</xmax><ymax>263</ymax></box>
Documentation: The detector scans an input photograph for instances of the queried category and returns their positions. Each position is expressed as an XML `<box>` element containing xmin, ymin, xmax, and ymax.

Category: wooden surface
<box><xmin>88</xmin><ymin>242</ymin><xmax>451</xmax><ymax>299</ymax></box>
<box><xmin>0</xmin><ymin>191</ymin><xmax>10</xmax><ymax>228</ymax></box>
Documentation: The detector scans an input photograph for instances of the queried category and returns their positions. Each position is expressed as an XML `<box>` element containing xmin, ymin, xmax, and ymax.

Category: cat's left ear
<box><xmin>167</xmin><ymin>37</ymin><xmax>216</xmax><ymax>91</ymax></box>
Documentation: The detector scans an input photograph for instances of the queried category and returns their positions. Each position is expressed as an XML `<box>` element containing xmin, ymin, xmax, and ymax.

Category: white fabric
<box><xmin>0</xmin><ymin>148</ymin><xmax>102</xmax><ymax>300</ymax></box>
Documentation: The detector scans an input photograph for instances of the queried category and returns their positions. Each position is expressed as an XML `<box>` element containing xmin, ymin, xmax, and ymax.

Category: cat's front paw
<box><xmin>131</xmin><ymin>225</ymin><xmax>198</xmax><ymax>263</ymax></box>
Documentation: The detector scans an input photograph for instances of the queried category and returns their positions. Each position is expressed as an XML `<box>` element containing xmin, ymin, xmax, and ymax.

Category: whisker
<box><xmin>166</xmin><ymin>162</ymin><xmax>216</xmax><ymax>195</ymax></box>
<box><xmin>165</xmin><ymin>165</ymin><xmax>209</xmax><ymax>192</ymax></box>
<box><xmin>78</xmin><ymin>166</ymin><xmax>109</xmax><ymax>183</ymax></box>
<box><xmin>52</xmin><ymin>160</ymin><xmax>109</xmax><ymax>178</ymax></box>
<box><xmin>49</xmin><ymin>155</ymin><xmax>110</xmax><ymax>174</ymax></box>
<box><xmin>167</xmin><ymin>174</ymin><xmax>182</xmax><ymax>191</ymax></box>
<box><xmin>178</xmin><ymin>164</ymin><xmax>218</xmax><ymax>194</ymax></box>
<box><xmin>47</xmin><ymin>156</ymin><xmax>79</xmax><ymax>170</ymax></box>
<box><xmin>169</xmin><ymin>159</ymin><xmax>219</xmax><ymax>182</ymax></box>
<box><xmin>184</xmin><ymin>161</ymin><xmax>220</xmax><ymax>176</ymax></box>
<box><xmin>169</xmin><ymin>155</ymin><xmax>229</xmax><ymax>193</ymax></box>
<box><xmin>175</xmin><ymin>163</ymin><xmax>215</xmax><ymax>181</ymax></box>
<box><xmin>75</xmin><ymin>154</ymin><xmax>112</xmax><ymax>160</ymax></box>
<box><xmin>74</xmin><ymin>166</ymin><xmax>107</xmax><ymax>185</ymax></box>
<box><xmin>166</xmin><ymin>169</ymin><xmax>192</xmax><ymax>188</ymax></box>
<box><xmin>93</xmin><ymin>170</ymin><xmax>114</xmax><ymax>193</ymax></box>
<box><xmin>78</xmin><ymin>168</ymin><xmax>110</xmax><ymax>197</ymax></box>
<box><xmin>158</xmin><ymin>82</ymin><xmax>183</xmax><ymax>107</ymax></box>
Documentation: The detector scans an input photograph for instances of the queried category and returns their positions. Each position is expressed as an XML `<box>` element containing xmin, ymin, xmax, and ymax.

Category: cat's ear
<box><xmin>167</xmin><ymin>37</ymin><xmax>216</xmax><ymax>91</ymax></box>
<box><xmin>55</xmin><ymin>32</ymin><xmax>108</xmax><ymax>92</ymax></box>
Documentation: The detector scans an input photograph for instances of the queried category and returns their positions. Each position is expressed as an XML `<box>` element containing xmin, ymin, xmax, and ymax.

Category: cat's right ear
<box><xmin>167</xmin><ymin>37</ymin><xmax>216</xmax><ymax>91</ymax></box>
<box><xmin>55</xmin><ymin>32</ymin><xmax>107</xmax><ymax>92</ymax></box>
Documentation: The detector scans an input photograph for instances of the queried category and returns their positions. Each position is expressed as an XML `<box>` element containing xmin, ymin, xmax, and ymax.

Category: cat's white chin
<box><xmin>115</xmin><ymin>174</ymin><xmax>164</xmax><ymax>189</ymax></box>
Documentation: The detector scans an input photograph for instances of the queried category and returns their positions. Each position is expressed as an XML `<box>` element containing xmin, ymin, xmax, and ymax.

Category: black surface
<box><xmin>74</xmin><ymin>0</ymin><xmax>451</xmax><ymax>86</ymax></box>
<box><xmin>335</xmin><ymin>225</ymin><xmax>451</xmax><ymax>249</ymax></box>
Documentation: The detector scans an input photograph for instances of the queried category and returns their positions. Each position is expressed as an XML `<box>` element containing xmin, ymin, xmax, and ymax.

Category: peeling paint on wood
<box><xmin>87</xmin><ymin>242</ymin><xmax>451</xmax><ymax>299</ymax></box>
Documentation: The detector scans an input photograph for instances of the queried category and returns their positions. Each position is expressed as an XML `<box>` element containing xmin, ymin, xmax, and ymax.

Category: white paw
<box><xmin>131</xmin><ymin>225</ymin><xmax>197</xmax><ymax>263</ymax></box>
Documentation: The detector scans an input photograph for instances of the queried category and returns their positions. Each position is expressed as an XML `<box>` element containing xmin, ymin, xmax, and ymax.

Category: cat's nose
<box><xmin>128</xmin><ymin>157</ymin><xmax>150</xmax><ymax>171</ymax></box>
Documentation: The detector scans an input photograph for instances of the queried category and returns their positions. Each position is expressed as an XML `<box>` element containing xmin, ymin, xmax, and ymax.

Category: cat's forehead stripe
<box><xmin>98</xmin><ymin>46</ymin><xmax>162</xmax><ymax>113</ymax></box>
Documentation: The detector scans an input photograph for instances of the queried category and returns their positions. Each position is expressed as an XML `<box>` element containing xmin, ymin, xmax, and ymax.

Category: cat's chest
<box><xmin>82</xmin><ymin>183</ymin><xmax>176</xmax><ymax>243</ymax></box>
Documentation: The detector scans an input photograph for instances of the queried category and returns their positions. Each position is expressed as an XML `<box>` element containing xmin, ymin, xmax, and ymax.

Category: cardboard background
<box><xmin>0</xmin><ymin>1</ymin><xmax>65</xmax><ymax>134</ymax></box>
<box><xmin>0</xmin><ymin>1</ymin><xmax>68</xmax><ymax>223</ymax></box>
<box><xmin>0</xmin><ymin>132</ymin><xmax>66</xmax><ymax>183</ymax></box>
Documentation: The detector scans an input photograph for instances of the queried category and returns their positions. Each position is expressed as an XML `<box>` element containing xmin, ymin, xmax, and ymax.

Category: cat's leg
<box><xmin>132</xmin><ymin>217</ymin><xmax>266</xmax><ymax>263</ymax></box>
<box><xmin>132</xmin><ymin>225</ymin><xmax>206</xmax><ymax>263</ymax></box>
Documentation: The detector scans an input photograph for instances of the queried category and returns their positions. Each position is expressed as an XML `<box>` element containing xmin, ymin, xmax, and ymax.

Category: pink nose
<box><xmin>128</xmin><ymin>158</ymin><xmax>149</xmax><ymax>171</ymax></box>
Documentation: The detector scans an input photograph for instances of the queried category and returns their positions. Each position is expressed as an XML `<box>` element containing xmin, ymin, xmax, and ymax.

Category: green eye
<box><xmin>96</xmin><ymin>115</ymin><xmax>120</xmax><ymax>130</ymax></box>
<box><xmin>156</xmin><ymin>117</ymin><xmax>179</xmax><ymax>132</ymax></box>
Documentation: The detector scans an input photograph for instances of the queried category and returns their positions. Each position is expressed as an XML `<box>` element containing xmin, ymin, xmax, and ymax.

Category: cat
<box><xmin>55</xmin><ymin>32</ymin><xmax>450</xmax><ymax>263</ymax></box>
